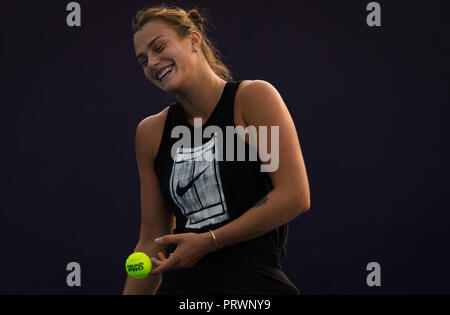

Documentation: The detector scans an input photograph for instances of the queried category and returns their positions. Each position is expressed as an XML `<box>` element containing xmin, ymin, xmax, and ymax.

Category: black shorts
<box><xmin>155</xmin><ymin>250</ymin><xmax>300</xmax><ymax>295</ymax></box>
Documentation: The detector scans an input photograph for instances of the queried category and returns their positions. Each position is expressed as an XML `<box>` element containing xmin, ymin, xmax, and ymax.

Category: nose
<box><xmin>147</xmin><ymin>53</ymin><xmax>160</xmax><ymax>79</ymax></box>
<box><xmin>149</xmin><ymin>52</ymin><xmax>160</xmax><ymax>66</ymax></box>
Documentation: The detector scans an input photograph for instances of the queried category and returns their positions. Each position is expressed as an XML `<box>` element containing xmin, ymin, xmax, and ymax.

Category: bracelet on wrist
<box><xmin>208</xmin><ymin>230</ymin><xmax>219</xmax><ymax>251</ymax></box>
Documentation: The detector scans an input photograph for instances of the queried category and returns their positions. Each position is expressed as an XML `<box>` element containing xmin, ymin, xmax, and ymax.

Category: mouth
<box><xmin>155</xmin><ymin>63</ymin><xmax>175</xmax><ymax>82</ymax></box>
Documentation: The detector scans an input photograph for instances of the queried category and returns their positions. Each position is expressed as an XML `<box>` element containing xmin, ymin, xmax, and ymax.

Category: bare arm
<box><xmin>213</xmin><ymin>80</ymin><xmax>311</xmax><ymax>249</ymax></box>
<box><xmin>123</xmin><ymin>114</ymin><xmax>174</xmax><ymax>295</ymax></box>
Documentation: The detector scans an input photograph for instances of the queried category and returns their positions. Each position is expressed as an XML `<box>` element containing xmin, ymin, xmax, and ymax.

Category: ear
<box><xmin>189</xmin><ymin>30</ymin><xmax>202</xmax><ymax>51</ymax></box>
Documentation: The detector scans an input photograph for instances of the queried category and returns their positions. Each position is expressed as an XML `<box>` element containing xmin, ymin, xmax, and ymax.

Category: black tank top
<box><xmin>154</xmin><ymin>80</ymin><xmax>288</xmax><ymax>267</ymax></box>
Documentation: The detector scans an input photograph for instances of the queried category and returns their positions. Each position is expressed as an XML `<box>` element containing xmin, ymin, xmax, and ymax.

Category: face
<box><xmin>134</xmin><ymin>20</ymin><xmax>199</xmax><ymax>92</ymax></box>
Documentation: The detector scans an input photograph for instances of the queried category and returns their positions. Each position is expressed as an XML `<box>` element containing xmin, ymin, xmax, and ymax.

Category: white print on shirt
<box><xmin>169</xmin><ymin>133</ymin><xmax>230</xmax><ymax>229</ymax></box>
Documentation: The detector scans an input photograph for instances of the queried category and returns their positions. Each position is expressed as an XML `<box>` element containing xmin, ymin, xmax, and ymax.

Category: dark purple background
<box><xmin>1</xmin><ymin>0</ymin><xmax>449</xmax><ymax>294</ymax></box>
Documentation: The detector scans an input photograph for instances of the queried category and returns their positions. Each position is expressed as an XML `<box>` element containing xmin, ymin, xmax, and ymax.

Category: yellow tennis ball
<box><xmin>125</xmin><ymin>252</ymin><xmax>152</xmax><ymax>279</ymax></box>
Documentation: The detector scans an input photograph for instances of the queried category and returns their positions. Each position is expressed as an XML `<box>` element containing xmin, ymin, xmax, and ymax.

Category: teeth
<box><xmin>157</xmin><ymin>64</ymin><xmax>174</xmax><ymax>81</ymax></box>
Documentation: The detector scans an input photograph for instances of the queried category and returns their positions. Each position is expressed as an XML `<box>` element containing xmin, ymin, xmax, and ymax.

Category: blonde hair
<box><xmin>132</xmin><ymin>5</ymin><xmax>233</xmax><ymax>82</ymax></box>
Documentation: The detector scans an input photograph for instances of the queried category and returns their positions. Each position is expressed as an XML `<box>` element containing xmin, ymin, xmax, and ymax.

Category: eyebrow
<box><xmin>136</xmin><ymin>35</ymin><xmax>163</xmax><ymax>61</ymax></box>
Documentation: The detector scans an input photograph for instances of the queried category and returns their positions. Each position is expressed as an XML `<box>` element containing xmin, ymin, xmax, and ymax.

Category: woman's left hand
<box><xmin>149</xmin><ymin>232</ymin><xmax>216</xmax><ymax>275</ymax></box>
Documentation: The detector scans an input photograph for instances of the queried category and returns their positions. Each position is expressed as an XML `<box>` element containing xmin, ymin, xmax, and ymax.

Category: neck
<box><xmin>174</xmin><ymin>66</ymin><xmax>226</xmax><ymax>124</ymax></box>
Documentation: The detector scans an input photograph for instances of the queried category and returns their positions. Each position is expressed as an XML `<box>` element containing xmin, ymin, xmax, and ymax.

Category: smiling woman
<box><xmin>132</xmin><ymin>5</ymin><xmax>232</xmax><ymax>86</ymax></box>
<box><xmin>123</xmin><ymin>4</ymin><xmax>310</xmax><ymax>295</ymax></box>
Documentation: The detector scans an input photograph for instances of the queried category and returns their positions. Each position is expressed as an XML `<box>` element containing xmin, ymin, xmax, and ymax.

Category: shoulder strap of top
<box><xmin>212</xmin><ymin>80</ymin><xmax>243</xmax><ymax>127</ymax></box>
<box><xmin>154</xmin><ymin>102</ymin><xmax>178</xmax><ymax>166</ymax></box>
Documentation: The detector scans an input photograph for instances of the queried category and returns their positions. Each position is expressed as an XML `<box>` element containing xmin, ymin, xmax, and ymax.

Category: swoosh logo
<box><xmin>176</xmin><ymin>166</ymin><xmax>210</xmax><ymax>197</ymax></box>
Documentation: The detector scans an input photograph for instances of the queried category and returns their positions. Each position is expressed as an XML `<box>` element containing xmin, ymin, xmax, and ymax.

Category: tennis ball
<box><xmin>125</xmin><ymin>252</ymin><xmax>152</xmax><ymax>279</ymax></box>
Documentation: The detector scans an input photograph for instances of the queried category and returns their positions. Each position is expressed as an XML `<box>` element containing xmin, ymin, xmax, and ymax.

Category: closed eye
<box><xmin>139</xmin><ymin>58</ymin><xmax>148</xmax><ymax>67</ymax></box>
<box><xmin>137</xmin><ymin>43</ymin><xmax>165</xmax><ymax>67</ymax></box>
<box><xmin>154</xmin><ymin>44</ymin><xmax>165</xmax><ymax>53</ymax></box>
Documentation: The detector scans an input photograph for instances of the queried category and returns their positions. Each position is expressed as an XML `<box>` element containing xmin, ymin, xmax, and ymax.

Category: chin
<box><xmin>160</xmin><ymin>81</ymin><xmax>177</xmax><ymax>93</ymax></box>
<box><xmin>161</xmin><ymin>76</ymin><xmax>184</xmax><ymax>94</ymax></box>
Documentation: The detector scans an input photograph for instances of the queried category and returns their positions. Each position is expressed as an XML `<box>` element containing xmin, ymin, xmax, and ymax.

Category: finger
<box><xmin>150</xmin><ymin>252</ymin><xmax>171</xmax><ymax>273</ymax></box>
<box><xmin>158</xmin><ymin>252</ymin><xmax>167</xmax><ymax>261</ymax></box>
<box><xmin>151</xmin><ymin>253</ymin><xmax>167</xmax><ymax>265</ymax></box>
<box><xmin>150</xmin><ymin>257</ymin><xmax>163</xmax><ymax>266</ymax></box>
<box><xmin>151</xmin><ymin>254</ymin><xmax>179</xmax><ymax>275</ymax></box>
<box><xmin>155</xmin><ymin>234</ymin><xmax>180</xmax><ymax>245</ymax></box>
<box><xmin>150</xmin><ymin>262</ymin><xmax>168</xmax><ymax>275</ymax></box>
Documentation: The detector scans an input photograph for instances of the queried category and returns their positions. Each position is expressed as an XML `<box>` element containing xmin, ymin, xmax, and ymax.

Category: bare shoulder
<box><xmin>236</xmin><ymin>80</ymin><xmax>280</xmax><ymax>100</ymax></box>
<box><xmin>135</xmin><ymin>106</ymin><xmax>170</xmax><ymax>161</ymax></box>
<box><xmin>235</xmin><ymin>79</ymin><xmax>285</xmax><ymax>126</ymax></box>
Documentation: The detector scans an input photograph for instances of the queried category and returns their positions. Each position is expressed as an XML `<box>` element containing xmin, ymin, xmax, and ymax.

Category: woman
<box><xmin>123</xmin><ymin>5</ymin><xmax>310</xmax><ymax>295</ymax></box>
